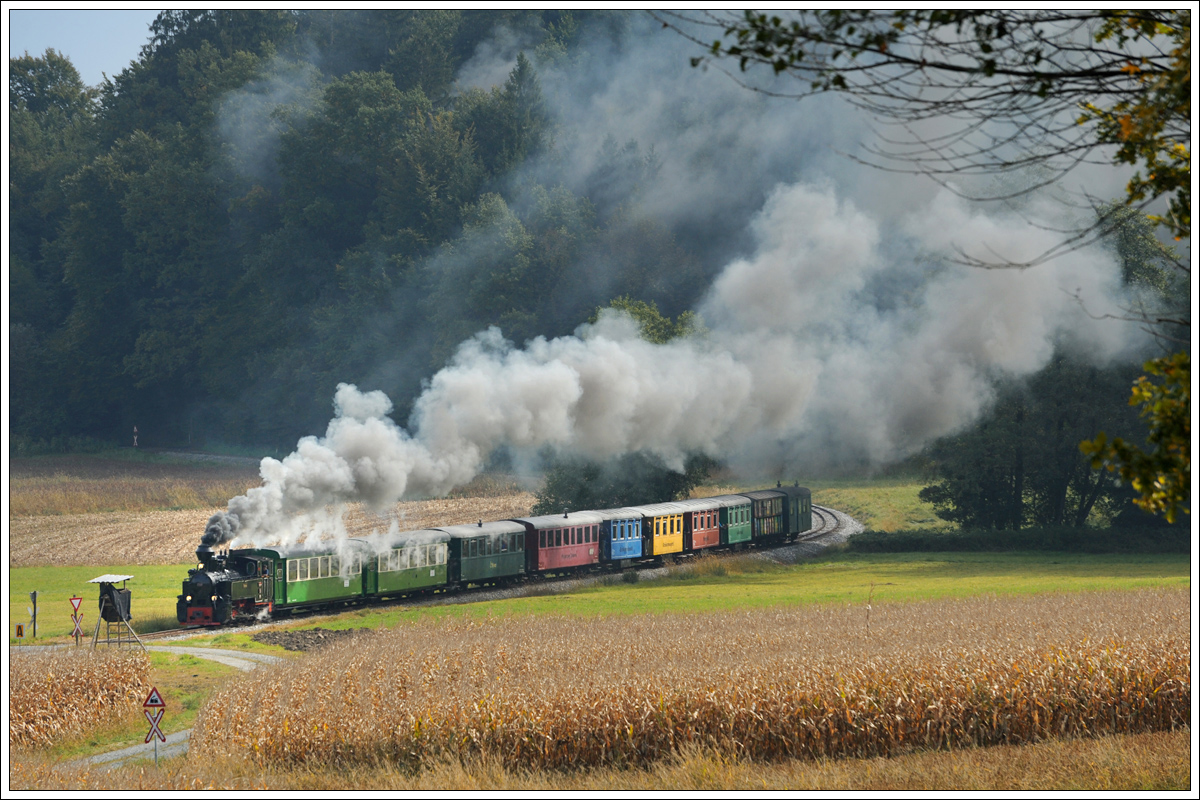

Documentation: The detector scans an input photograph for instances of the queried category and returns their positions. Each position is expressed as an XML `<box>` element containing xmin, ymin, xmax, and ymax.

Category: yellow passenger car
<box><xmin>626</xmin><ymin>502</ymin><xmax>686</xmax><ymax>557</ymax></box>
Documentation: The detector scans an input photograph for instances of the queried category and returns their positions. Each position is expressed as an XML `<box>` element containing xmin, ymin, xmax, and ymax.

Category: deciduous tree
<box><xmin>660</xmin><ymin>10</ymin><xmax>1191</xmax><ymax>522</ymax></box>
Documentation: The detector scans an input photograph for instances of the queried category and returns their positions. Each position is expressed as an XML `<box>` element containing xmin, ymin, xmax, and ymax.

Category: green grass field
<box><xmin>323</xmin><ymin>551</ymin><xmax>1190</xmax><ymax>632</ymax></box>
<box><xmin>17</xmin><ymin>550</ymin><xmax>1182</xmax><ymax>646</ymax></box>
<box><xmin>9</xmin><ymin>564</ymin><xmax>189</xmax><ymax>642</ymax></box>
<box><xmin>11</xmin><ymin>551</ymin><xmax>1189</xmax><ymax>644</ymax></box>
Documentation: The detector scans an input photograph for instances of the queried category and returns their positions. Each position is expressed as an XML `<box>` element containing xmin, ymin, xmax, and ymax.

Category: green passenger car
<box><xmin>243</xmin><ymin>539</ymin><xmax>374</xmax><ymax>612</ymax></box>
<box><xmin>360</xmin><ymin>529</ymin><xmax>450</xmax><ymax>598</ymax></box>
<box><xmin>440</xmin><ymin>520</ymin><xmax>526</xmax><ymax>586</ymax></box>
<box><xmin>705</xmin><ymin>495</ymin><xmax>754</xmax><ymax>545</ymax></box>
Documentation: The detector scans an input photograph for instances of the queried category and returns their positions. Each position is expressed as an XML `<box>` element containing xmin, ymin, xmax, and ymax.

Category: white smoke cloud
<box><xmin>210</xmin><ymin>179</ymin><xmax>1146</xmax><ymax>548</ymax></box>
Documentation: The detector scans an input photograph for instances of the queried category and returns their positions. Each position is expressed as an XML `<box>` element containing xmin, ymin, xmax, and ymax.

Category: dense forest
<box><xmin>9</xmin><ymin>11</ymin><xmax>1185</xmax><ymax>528</ymax></box>
<box><xmin>11</xmin><ymin>11</ymin><xmax>713</xmax><ymax>450</ymax></box>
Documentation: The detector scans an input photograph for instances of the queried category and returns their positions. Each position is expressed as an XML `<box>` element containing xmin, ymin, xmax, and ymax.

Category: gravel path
<box><xmin>73</xmin><ymin>646</ymin><xmax>282</xmax><ymax>770</ymax></box>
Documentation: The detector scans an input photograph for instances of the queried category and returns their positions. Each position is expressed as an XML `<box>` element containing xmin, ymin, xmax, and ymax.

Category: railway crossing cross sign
<box><xmin>144</xmin><ymin>709</ymin><xmax>166</xmax><ymax>743</ymax></box>
<box><xmin>70</xmin><ymin>597</ymin><xmax>84</xmax><ymax>644</ymax></box>
<box><xmin>144</xmin><ymin>687</ymin><xmax>166</xmax><ymax>763</ymax></box>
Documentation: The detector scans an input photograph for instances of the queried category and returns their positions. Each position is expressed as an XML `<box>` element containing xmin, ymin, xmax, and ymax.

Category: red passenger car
<box><xmin>513</xmin><ymin>511</ymin><xmax>605</xmax><ymax>574</ymax></box>
<box><xmin>675</xmin><ymin>499</ymin><xmax>722</xmax><ymax>551</ymax></box>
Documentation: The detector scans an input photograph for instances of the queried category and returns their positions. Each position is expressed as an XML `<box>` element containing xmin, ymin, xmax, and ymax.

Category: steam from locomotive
<box><xmin>205</xmin><ymin>182</ymin><xmax>1142</xmax><ymax>549</ymax></box>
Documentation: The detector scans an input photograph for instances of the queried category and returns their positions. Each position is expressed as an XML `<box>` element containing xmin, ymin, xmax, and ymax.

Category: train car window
<box><xmin>288</xmin><ymin>560</ymin><xmax>297</xmax><ymax>582</ymax></box>
<box><xmin>298</xmin><ymin>560</ymin><xmax>308</xmax><ymax>581</ymax></box>
<box><xmin>555</xmin><ymin>529</ymin><xmax>562</xmax><ymax>547</ymax></box>
<box><xmin>540</xmin><ymin>530</ymin><xmax>546</xmax><ymax>548</ymax></box>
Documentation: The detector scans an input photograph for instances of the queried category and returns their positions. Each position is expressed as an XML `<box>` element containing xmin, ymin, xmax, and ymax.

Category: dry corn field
<box><xmin>8</xmin><ymin>729</ymin><xmax>1191</xmax><ymax>791</ymax></box>
<box><xmin>193</xmin><ymin>588</ymin><xmax>1188</xmax><ymax>771</ymax></box>
<box><xmin>9</xmin><ymin>649</ymin><xmax>152</xmax><ymax>749</ymax></box>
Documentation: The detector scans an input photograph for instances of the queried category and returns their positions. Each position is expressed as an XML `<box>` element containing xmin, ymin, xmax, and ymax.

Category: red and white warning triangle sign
<box><xmin>143</xmin><ymin>687</ymin><xmax>166</xmax><ymax>708</ymax></box>
<box><xmin>69</xmin><ymin>596</ymin><xmax>82</xmax><ymax>612</ymax></box>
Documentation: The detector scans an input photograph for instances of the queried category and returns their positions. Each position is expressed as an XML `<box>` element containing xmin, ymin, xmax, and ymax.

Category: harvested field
<box><xmin>11</xmin><ymin>454</ymin><xmax>537</xmax><ymax>567</ymax></box>
<box><xmin>9</xmin><ymin>494</ymin><xmax>536</xmax><ymax>568</ymax></box>
<box><xmin>193</xmin><ymin>588</ymin><xmax>1189</xmax><ymax>770</ymax></box>
<box><xmin>9</xmin><ymin>649</ymin><xmax>152</xmax><ymax>749</ymax></box>
<box><xmin>10</xmin><ymin>455</ymin><xmax>262</xmax><ymax>517</ymax></box>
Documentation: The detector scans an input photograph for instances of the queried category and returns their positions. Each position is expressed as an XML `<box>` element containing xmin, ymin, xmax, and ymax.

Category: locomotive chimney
<box><xmin>196</xmin><ymin>544</ymin><xmax>216</xmax><ymax>568</ymax></box>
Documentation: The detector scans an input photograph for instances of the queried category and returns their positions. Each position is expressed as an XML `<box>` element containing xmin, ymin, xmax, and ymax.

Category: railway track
<box><xmin>153</xmin><ymin>505</ymin><xmax>862</xmax><ymax>639</ymax></box>
<box><xmin>806</xmin><ymin>504</ymin><xmax>845</xmax><ymax>539</ymax></box>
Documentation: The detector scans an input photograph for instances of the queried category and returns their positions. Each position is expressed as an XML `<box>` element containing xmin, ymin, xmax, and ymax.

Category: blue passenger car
<box><xmin>594</xmin><ymin>507</ymin><xmax>644</xmax><ymax>564</ymax></box>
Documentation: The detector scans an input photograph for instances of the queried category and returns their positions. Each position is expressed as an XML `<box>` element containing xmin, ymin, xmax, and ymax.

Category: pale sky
<box><xmin>8</xmin><ymin>8</ymin><xmax>161</xmax><ymax>87</ymax></box>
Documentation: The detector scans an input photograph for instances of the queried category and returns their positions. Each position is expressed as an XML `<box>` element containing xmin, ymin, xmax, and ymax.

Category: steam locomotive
<box><xmin>177</xmin><ymin>484</ymin><xmax>811</xmax><ymax>626</ymax></box>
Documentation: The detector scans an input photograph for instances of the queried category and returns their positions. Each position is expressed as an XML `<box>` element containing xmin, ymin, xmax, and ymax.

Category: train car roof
<box><xmin>238</xmin><ymin>539</ymin><xmax>372</xmax><ymax>560</ymax></box>
<box><xmin>435</xmin><ymin>520</ymin><xmax>527</xmax><ymax>538</ymax></box>
<box><xmin>693</xmin><ymin>494</ymin><xmax>754</xmax><ymax>508</ymax></box>
<box><xmin>589</xmin><ymin>507</ymin><xmax>645</xmax><ymax>521</ymax></box>
<box><xmin>739</xmin><ymin>489</ymin><xmax>787</xmax><ymax>501</ymax></box>
<box><xmin>511</xmin><ymin>510</ymin><xmax>606</xmax><ymax>529</ymax></box>
<box><xmin>622</xmin><ymin>501</ymin><xmax>690</xmax><ymax>516</ymax></box>
<box><xmin>670</xmin><ymin>497</ymin><xmax>726</xmax><ymax>512</ymax></box>
<box><xmin>353</xmin><ymin>528</ymin><xmax>450</xmax><ymax>550</ymax></box>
